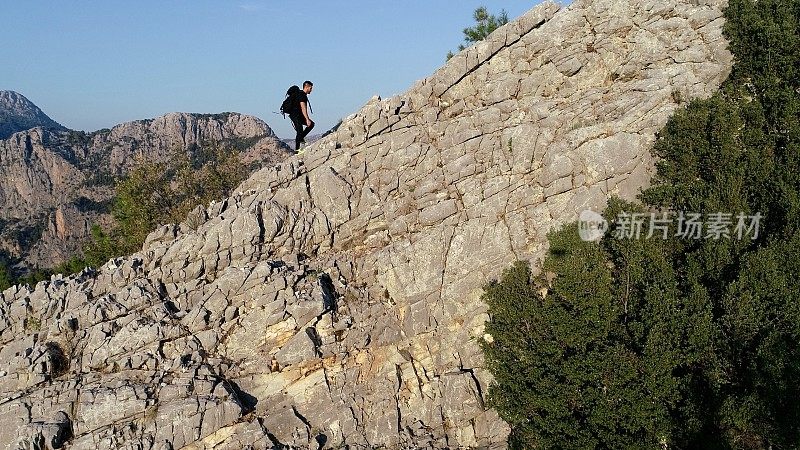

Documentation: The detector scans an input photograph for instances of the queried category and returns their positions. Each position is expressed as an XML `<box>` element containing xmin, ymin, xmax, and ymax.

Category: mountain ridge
<box><xmin>0</xmin><ymin>91</ymin><xmax>67</xmax><ymax>140</ymax></box>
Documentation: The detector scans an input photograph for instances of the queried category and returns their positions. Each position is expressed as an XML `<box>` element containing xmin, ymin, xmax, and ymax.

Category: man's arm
<box><xmin>300</xmin><ymin>102</ymin><xmax>312</xmax><ymax>127</ymax></box>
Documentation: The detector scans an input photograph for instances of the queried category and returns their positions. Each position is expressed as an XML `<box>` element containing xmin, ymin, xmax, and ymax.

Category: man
<box><xmin>290</xmin><ymin>81</ymin><xmax>315</xmax><ymax>151</ymax></box>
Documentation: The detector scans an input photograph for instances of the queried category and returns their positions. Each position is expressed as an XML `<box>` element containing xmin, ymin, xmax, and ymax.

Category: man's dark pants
<box><xmin>290</xmin><ymin>114</ymin><xmax>315</xmax><ymax>150</ymax></box>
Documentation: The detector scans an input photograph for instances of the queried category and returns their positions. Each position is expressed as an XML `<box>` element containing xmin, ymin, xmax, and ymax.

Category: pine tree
<box><xmin>447</xmin><ymin>6</ymin><xmax>509</xmax><ymax>60</ymax></box>
<box><xmin>483</xmin><ymin>0</ymin><xmax>800</xmax><ymax>446</ymax></box>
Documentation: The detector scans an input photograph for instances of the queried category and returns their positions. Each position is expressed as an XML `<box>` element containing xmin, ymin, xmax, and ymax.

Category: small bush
<box><xmin>25</xmin><ymin>315</ymin><xmax>42</xmax><ymax>332</ymax></box>
<box><xmin>45</xmin><ymin>341</ymin><xmax>69</xmax><ymax>378</ymax></box>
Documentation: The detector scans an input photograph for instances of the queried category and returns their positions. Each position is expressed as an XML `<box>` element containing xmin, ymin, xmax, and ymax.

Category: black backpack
<box><xmin>280</xmin><ymin>85</ymin><xmax>301</xmax><ymax>117</ymax></box>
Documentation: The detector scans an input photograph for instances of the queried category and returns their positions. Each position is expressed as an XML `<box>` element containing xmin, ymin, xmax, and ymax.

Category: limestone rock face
<box><xmin>95</xmin><ymin>112</ymin><xmax>284</xmax><ymax>174</ymax></box>
<box><xmin>0</xmin><ymin>0</ymin><xmax>732</xmax><ymax>448</ymax></box>
<box><xmin>0</xmin><ymin>91</ymin><xmax>66</xmax><ymax>140</ymax></box>
<box><xmin>0</xmin><ymin>112</ymin><xmax>291</xmax><ymax>268</ymax></box>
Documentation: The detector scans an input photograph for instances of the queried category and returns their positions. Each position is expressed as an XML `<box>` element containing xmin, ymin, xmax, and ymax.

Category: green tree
<box><xmin>58</xmin><ymin>145</ymin><xmax>251</xmax><ymax>276</ymax></box>
<box><xmin>112</xmin><ymin>159</ymin><xmax>177</xmax><ymax>255</ymax></box>
<box><xmin>0</xmin><ymin>260</ymin><xmax>12</xmax><ymax>292</ymax></box>
<box><xmin>108</xmin><ymin>146</ymin><xmax>250</xmax><ymax>258</ymax></box>
<box><xmin>484</xmin><ymin>200</ymin><xmax>719</xmax><ymax>448</ymax></box>
<box><xmin>483</xmin><ymin>0</ymin><xmax>800</xmax><ymax>447</ymax></box>
<box><xmin>447</xmin><ymin>6</ymin><xmax>509</xmax><ymax>60</ymax></box>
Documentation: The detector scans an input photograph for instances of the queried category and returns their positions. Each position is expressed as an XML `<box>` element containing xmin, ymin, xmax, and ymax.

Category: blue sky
<box><xmin>1</xmin><ymin>1</ymin><xmax>547</xmax><ymax>138</ymax></box>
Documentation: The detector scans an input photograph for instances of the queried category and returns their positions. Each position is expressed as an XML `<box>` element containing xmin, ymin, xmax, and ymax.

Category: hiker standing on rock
<box><xmin>281</xmin><ymin>81</ymin><xmax>315</xmax><ymax>152</ymax></box>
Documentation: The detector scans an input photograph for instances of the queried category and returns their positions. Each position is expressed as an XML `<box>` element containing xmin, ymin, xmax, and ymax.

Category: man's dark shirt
<box><xmin>291</xmin><ymin>91</ymin><xmax>309</xmax><ymax>118</ymax></box>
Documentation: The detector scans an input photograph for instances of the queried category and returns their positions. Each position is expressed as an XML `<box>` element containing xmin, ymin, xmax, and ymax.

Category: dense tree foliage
<box><xmin>0</xmin><ymin>260</ymin><xmax>12</xmax><ymax>292</ymax></box>
<box><xmin>483</xmin><ymin>0</ymin><xmax>800</xmax><ymax>448</ymax></box>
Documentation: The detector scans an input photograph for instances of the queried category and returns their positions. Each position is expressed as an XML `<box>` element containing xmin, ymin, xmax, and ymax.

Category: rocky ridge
<box><xmin>0</xmin><ymin>91</ymin><xmax>66</xmax><ymax>140</ymax></box>
<box><xmin>0</xmin><ymin>111</ymin><xmax>290</xmax><ymax>269</ymax></box>
<box><xmin>0</xmin><ymin>0</ymin><xmax>732</xmax><ymax>448</ymax></box>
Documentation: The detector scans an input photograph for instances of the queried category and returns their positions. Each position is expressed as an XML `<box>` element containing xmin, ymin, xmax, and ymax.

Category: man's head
<box><xmin>303</xmin><ymin>81</ymin><xmax>313</xmax><ymax>94</ymax></box>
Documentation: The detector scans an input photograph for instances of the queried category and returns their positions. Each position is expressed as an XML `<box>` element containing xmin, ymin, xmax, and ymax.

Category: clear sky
<box><xmin>1</xmin><ymin>1</ymin><xmax>548</xmax><ymax>139</ymax></box>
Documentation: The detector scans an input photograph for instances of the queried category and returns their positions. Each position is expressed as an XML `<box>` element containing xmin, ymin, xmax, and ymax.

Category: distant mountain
<box><xmin>280</xmin><ymin>121</ymin><xmax>342</xmax><ymax>149</ymax></box>
<box><xmin>280</xmin><ymin>133</ymin><xmax>325</xmax><ymax>149</ymax></box>
<box><xmin>0</xmin><ymin>91</ymin><xmax>66</xmax><ymax>139</ymax></box>
<box><xmin>0</xmin><ymin>96</ymin><xmax>292</xmax><ymax>270</ymax></box>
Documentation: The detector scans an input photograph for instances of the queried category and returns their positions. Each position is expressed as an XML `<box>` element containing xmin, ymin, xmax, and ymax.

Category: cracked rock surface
<box><xmin>0</xmin><ymin>0</ymin><xmax>732</xmax><ymax>448</ymax></box>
